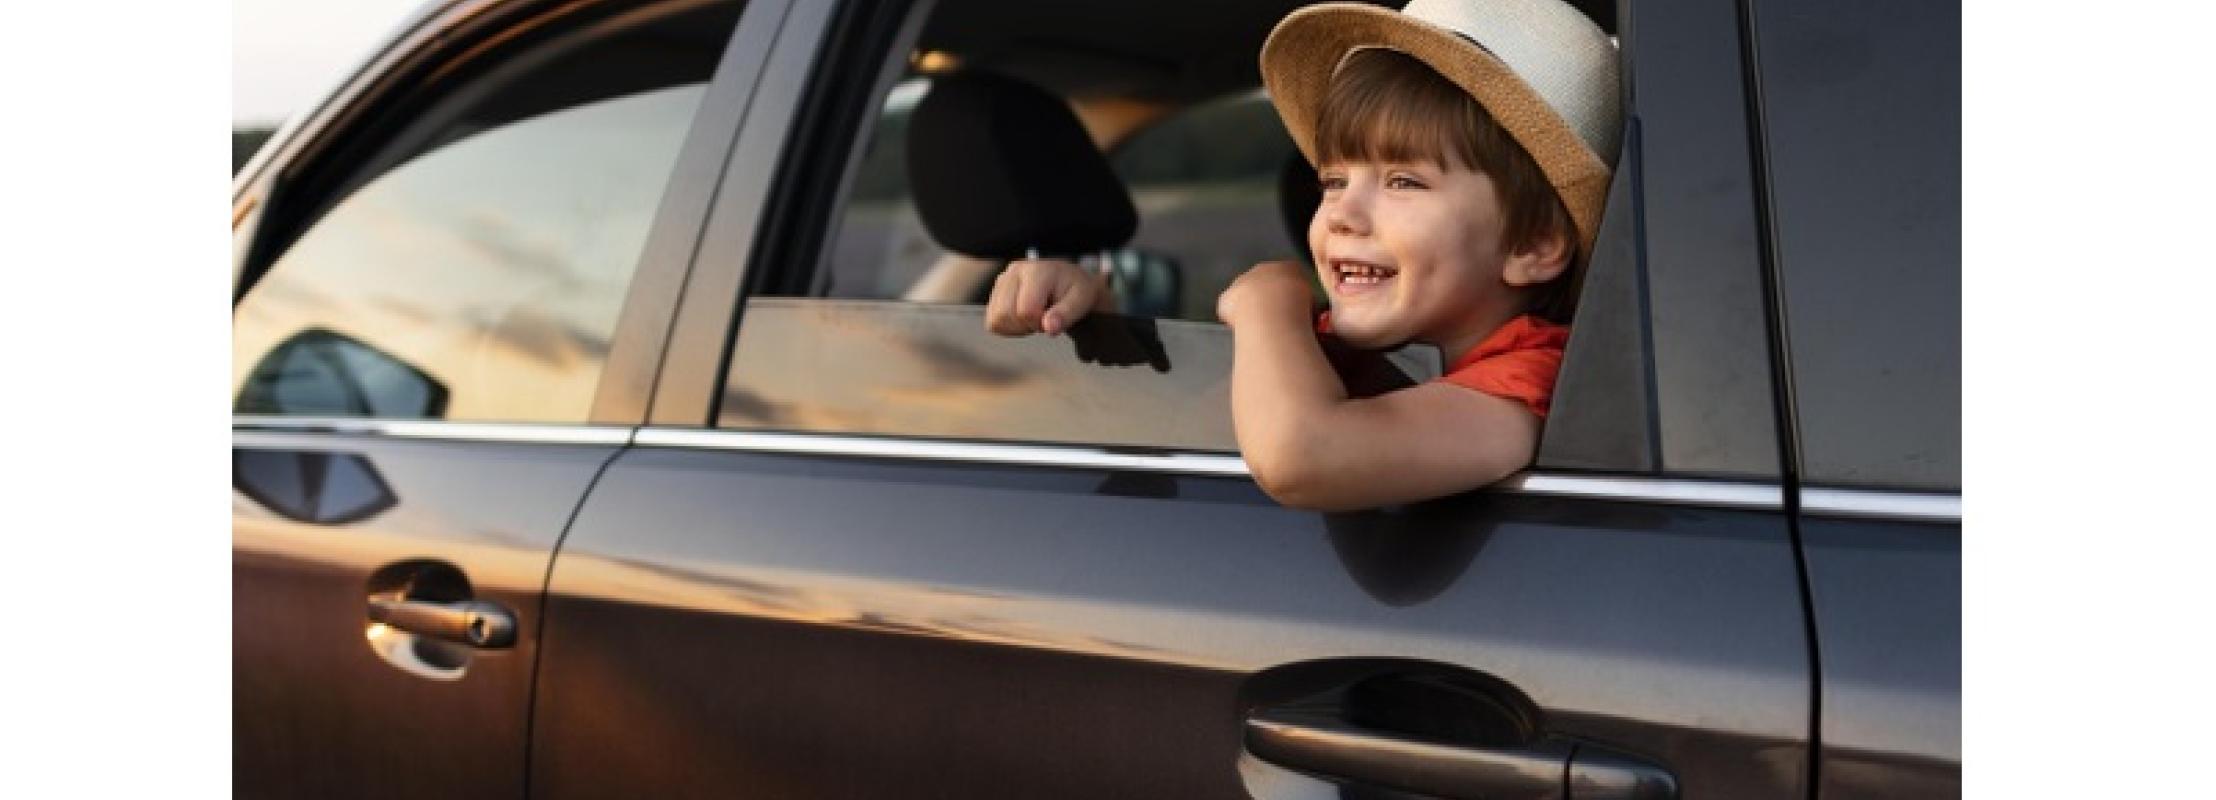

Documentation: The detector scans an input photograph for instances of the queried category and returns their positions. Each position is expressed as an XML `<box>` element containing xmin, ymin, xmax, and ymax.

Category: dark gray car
<box><xmin>231</xmin><ymin>0</ymin><xmax>1959</xmax><ymax>797</ymax></box>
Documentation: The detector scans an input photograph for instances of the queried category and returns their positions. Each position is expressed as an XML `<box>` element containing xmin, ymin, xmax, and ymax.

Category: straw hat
<box><xmin>1261</xmin><ymin>0</ymin><xmax>1621</xmax><ymax>253</ymax></box>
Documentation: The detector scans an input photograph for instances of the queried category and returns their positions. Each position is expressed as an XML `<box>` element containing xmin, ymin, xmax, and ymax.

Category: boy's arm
<box><xmin>1220</xmin><ymin>262</ymin><xmax>1541</xmax><ymax>512</ymax></box>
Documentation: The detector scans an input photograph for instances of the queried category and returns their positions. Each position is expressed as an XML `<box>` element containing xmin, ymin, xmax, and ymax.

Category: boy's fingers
<box><xmin>985</xmin><ymin>266</ymin><xmax>1027</xmax><ymax>335</ymax></box>
<box><xmin>1042</xmin><ymin>272</ymin><xmax>1098</xmax><ymax>336</ymax></box>
<box><xmin>1013</xmin><ymin>265</ymin><xmax>1058</xmax><ymax>327</ymax></box>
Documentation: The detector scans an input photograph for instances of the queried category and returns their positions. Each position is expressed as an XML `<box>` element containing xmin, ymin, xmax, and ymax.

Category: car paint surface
<box><xmin>534</xmin><ymin>445</ymin><xmax>1811</xmax><ymax>797</ymax></box>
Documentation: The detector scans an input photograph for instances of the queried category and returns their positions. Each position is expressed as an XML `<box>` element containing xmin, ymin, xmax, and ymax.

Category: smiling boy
<box><xmin>989</xmin><ymin>0</ymin><xmax>1620</xmax><ymax>511</ymax></box>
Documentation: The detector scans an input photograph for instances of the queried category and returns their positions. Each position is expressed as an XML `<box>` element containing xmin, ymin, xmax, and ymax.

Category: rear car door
<box><xmin>229</xmin><ymin>0</ymin><xmax>758</xmax><ymax>794</ymax></box>
<box><xmin>531</xmin><ymin>0</ymin><xmax>1817</xmax><ymax>796</ymax></box>
<box><xmin>1746</xmin><ymin>0</ymin><xmax>1964</xmax><ymax>796</ymax></box>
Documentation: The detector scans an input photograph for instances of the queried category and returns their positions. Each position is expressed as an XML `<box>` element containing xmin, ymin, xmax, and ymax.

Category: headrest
<box><xmin>906</xmin><ymin>71</ymin><xmax>1136</xmax><ymax>259</ymax></box>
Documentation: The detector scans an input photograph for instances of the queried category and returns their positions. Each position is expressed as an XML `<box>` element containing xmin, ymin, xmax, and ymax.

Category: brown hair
<box><xmin>1313</xmin><ymin>49</ymin><xmax>1580</xmax><ymax>322</ymax></box>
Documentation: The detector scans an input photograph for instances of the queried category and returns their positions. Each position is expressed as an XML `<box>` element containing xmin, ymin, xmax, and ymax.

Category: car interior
<box><xmin>802</xmin><ymin>0</ymin><xmax>1614</xmax><ymax>325</ymax></box>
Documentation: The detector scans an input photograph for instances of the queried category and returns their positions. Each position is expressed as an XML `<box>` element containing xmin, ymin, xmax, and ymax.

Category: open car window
<box><xmin>810</xmin><ymin>82</ymin><xmax>1303</xmax><ymax>324</ymax></box>
<box><xmin>715</xmin><ymin>0</ymin><xmax>1687</xmax><ymax>466</ymax></box>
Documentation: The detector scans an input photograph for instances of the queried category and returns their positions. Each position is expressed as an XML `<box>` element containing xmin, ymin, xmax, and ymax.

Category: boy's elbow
<box><xmin>1248</xmin><ymin>452</ymin><xmax>1369</xmax><ymax>512</ymax></box>
<box><xmin>1240</xmin><ymin>413</ymin><xmax>1380</xmax><ymax>512</ymax></box>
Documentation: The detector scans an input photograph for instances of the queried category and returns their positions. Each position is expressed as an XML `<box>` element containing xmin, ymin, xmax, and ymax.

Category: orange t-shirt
<box><xmin>1317</xmin><ymin>313</ymin><xmax>1571</xmax><ymax>419</ymax></box>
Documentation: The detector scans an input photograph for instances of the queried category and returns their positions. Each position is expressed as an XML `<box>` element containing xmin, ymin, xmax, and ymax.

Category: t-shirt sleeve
<box><xmin>1437</xmin><ymin>347</ymin><xmax>1564</xmax><ymax>419</ymax></box>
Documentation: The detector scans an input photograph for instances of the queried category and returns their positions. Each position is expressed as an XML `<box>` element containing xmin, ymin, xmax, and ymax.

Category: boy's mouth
<box><xmin>1331</xmin><ymin>259</ymin><xmax>1398</xmax><ymax>294</ymax></box>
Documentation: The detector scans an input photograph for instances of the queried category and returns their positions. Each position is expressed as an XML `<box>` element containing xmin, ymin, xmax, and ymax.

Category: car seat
<box><xmin>905</xmin><ymin>71</ymin><xmax>1180</xmax><ymax>316</ymax></box>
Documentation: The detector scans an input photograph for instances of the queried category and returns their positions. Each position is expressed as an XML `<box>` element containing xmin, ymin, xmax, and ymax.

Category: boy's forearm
<box><xmin>1228</xmin><ymin>308</ymin><xmax>1348</xmax><ymax>500</ymax></box>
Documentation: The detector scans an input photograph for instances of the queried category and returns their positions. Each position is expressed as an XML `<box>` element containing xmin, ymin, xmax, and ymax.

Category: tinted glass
<box><xmin>234</xmin><ymin>6</ymin><xmax>738</xmax><ymax>423</ymax></box>
<box><xmin>720</xmin><ymin>299</ymin><xmax>1436</xmax><ymax>451</ymax></box>
<box><xmin>1752</xmin><ymin>0</ymin><xmax>1960</xmax><ymax>490</ymax></box>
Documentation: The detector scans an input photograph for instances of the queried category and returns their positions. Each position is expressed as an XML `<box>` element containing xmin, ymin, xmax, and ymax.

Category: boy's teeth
<box><xmin>1336</xmin><ymin>261</ymin><xmax>1395</xmax><ymax>283</ymax></box>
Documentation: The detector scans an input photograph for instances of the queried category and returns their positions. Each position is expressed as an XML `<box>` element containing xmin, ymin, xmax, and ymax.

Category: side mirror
<box><xmin>236</xmin><ymin>328</ymin><xmax>449</xmax><ymax>418</ymax></box>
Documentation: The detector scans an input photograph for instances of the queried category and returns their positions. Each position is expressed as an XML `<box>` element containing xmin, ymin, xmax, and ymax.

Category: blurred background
<box><xmin>235</xmin><ymin>0</ymin><xmax>423</xmax><ymax>172</ymax></box>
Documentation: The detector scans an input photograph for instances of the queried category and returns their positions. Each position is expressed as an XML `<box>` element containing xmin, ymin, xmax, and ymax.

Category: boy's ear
<box><xmin>1501</xmin><ymin>227</ymin><xmax>1573</xmax><ymax>287</ymax></box>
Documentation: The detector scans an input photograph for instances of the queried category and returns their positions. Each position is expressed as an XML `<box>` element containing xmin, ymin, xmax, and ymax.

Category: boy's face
<box><xmin>1309</xmin><ymin>158</ymin><xmax>1514</xmax><ymax>353</ymax></box>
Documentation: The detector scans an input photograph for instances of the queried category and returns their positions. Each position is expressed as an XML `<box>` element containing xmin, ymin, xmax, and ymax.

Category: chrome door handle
<box><xmin>1245</xmin><ymin>707</ymin><xmax>1676</xmax><ymax>799</ymax></box>
<box><xmin>366</xmin><ymin>598</ymin><xmax>516</xmax><ymax>648</ymax></box>
<box><xmin>1246</xmin><ymin>707</ymin><xmax>1568</xmax><ymax>799</ymax></box>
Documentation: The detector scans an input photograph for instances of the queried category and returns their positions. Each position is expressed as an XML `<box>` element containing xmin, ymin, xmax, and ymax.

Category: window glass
<box><xmin>1753</xmin><ymin>0</ymin><xmax>1960</xmax><ymax>490</ymax></box>
<box><xmin>233</xmin><ymin>4</ymin><xmax>739</xmax><ymax>423</ymax></box>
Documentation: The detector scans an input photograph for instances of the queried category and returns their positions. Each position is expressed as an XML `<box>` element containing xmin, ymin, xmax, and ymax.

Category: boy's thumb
<box><xmin>1042</xmin><ymin>279</ymin><xmax>1097</xmax><ymax>336</ymax></box>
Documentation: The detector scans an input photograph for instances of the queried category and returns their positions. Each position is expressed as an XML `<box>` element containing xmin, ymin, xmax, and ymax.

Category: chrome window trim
<box><xmin>632</xmin><ymin>428</ymin><xmax>1787</xmax><ymax>511</ymax></box>
<box><xmin>636</xmin><ymin>428</ymin><xmax>1252</xmax><ymax>477</ymax></box>
<box><xmin>1493</xmin><ymin>472</ymin><xmax>1784</xmax><ymax>512</ymax></box>
<box><xmin>1800</xmin><ymin>486</ymin><xmax>1961</xmax><ymax>524</ymax></box>
<box><xmin>230</xmin><ymin>419</ymin><xmax>1957</xmax><ymax>521</ymax></box>
<box><xmin>232</xmin><ymin>415</ymin><xmax>632</xmax><ymax>446</ymax></box>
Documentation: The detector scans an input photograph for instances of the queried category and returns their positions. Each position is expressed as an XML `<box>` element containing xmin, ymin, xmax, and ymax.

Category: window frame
<box><xmin>229</xmin><ymin>0</ymin><xmax>786</xmax><ymax>427</ymax></box>
<box><xmin>657</xmin><ymin>0</ymin><xmax>1788</xmax><ymax>485</ymax></box>
<box><xmin>645</xmin><ymin>0</ymin><xmax>910</xmax><ymax>426</ymax></box>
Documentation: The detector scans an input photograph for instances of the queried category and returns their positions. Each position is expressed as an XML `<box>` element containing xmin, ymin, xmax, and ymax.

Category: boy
<box><xmin>986</xmin><ymin>0</ymin><xmax>1620</xmax><ymax>511</ymax></box>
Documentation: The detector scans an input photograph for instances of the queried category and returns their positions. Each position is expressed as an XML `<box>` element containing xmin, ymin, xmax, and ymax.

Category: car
<box><xmin>231</xmin><ymin>0</ymin><xmax>1960</xmax><ymax>797</ymax></box>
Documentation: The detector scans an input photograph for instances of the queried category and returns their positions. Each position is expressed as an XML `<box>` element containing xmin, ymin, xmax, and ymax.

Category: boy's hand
<box><xmin>985</xmin><ymin>258</ymin><xmax>1106</xmax><ymax>336</ymax></box>
<box><xmin>1217</xmin><ymin>260</ymin><xmax>1315</xmax><ymax>329</ymax></box>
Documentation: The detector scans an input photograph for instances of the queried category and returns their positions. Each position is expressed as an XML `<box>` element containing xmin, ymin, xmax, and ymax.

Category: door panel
<box><xmin>533</xmin><ymin>447</ymin><xmax>1810</xmax><ymax>797</ymax></box>
<box><xmin>233</xmin><ymin>431</ymin><xmax>622</xmax><ymax>798</ymax></box>
<box><xmin>1801</xmin><ymin>519</ymin><xmax>1961</xmax><ymax>799</ymax></box>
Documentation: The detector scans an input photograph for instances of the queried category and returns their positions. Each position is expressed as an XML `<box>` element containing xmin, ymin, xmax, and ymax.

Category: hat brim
<box><xmin>1261</xmin><ymin>3</ymin><xmax>1613</xmax><ymax>254</ymax></box>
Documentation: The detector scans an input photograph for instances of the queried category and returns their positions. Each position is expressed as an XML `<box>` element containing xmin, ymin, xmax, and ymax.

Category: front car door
<box><xmin>528</xmin><ymin>0</ymin><xmax>1822</xmax><ymax>797</ymax></box>
<box><xmin>229</xmin><ymin>0</ymin><xmax>758</xmax><ymax>794</ymax></box>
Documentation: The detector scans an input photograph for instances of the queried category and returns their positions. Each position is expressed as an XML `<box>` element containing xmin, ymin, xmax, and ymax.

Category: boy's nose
<box><xmin>1324</xmin><ymin>182</ymin><xmax>1372</xmax><ymax>236</ymax></box>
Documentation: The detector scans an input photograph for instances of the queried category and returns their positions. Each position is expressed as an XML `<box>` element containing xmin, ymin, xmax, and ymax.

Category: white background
<box><xmin>234</xmin><ymin>0</ymin><xmax>424</xmax><ymax>126</ymax></box>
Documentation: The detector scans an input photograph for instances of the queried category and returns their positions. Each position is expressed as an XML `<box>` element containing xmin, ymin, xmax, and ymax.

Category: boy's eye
<box><xmin>1318</xmin><ymin>175</ymin><xmax>1347</xmax><ymax>192</ymax></box>
<box><xmin>1386</xmin><ymin>174</ymin><xmax>1427</xmax><ymax>190</ymax></box>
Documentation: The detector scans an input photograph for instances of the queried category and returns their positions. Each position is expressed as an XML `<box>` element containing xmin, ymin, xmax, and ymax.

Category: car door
<box><xmin>1745</xmin><ymin>0</ymin><xmax>1964</xmax><ymax>796</ymax></box>
<box><xmin>530</xmin><ymin>0</ymin><xmax>1815</xmax><ymax>797</ymax></box>
<box><xmin>229</xmin><ymin>0</ymin><xmax>760</xmax><ymax>795</ymax></box>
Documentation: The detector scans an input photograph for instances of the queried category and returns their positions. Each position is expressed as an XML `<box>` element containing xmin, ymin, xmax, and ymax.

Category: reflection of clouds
<box><xmin>719</xmin><ymin>387</ymin><xmax>796</xmax><ymax>427</ymax></box>
<box><xmin>463</xmin><ymin>305</ymin><xmax>612</xmax><ymax>370</ymax></box>
<box><xmin>454</xmin><ymin>211</ymin><xmax>589</xmax><ymax>292</ymax></box>
<box><xmin>904</xmin><ymin>336</ymin><xmax>1029</xmax><ymax>387</ymax></box>
<box><xmin>233</xmin><ymin>87</ymin><xmax>698</xmax><ymax>424</ymax></box>
<box><xmin>786</xmin><ymin>403</ymin><xmax>882</xmax><ymax>433</ymax></box>
<box><xmin>720</xmin><ymin>299</ymin><xmax>1237</xmax><ymax>447</ymax></box>
<box><xmin>552</xmin><ymin>553</ymin><xmax>1223</xmax><ymax>668</ymax></box>
<box><xmin>369</xmin><ymin>295</ymin><xmax>439</xmax><ymax>327</ymax></box>
<box><xmin>871</xmin><ymin>382</ymin><xmax>1043</xmax><ymax>426</ymax></box>
<box><xmin>604</xmin><ymin>556</ymin><xmax>813</xmax><ymax>616</ymax></box>
<box><xmin>248</xmin><ymin>278</ymin><xmax>343</xmax><ymax>314</ymax></box>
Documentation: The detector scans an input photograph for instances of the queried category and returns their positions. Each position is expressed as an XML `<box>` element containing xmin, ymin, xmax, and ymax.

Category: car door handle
<box><xmin>366</xmin><ymin>598</ymin><xmax>516</xmax><ymax>649</ymax></box>
<box><xmin>1244</xmin><ymin>706</ymin><xmax>1676</xmax><ymax>799</ymax></box>
<box><xmin>1246</xmin><ymin>706</ymin><xmax>1569</xmax><ymax>799</ymax></box>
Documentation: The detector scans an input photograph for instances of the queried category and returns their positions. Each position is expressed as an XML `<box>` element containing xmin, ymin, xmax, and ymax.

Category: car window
<box><xmin>719</xmin><ymin>0</ymin><xmax>1667</xmax><ymax>458</ymax></box>
<box><xmin>232</xmin><ymin>1</ymin><xmax>743</xmax><ymax>424</ymax></box>
<box><xmin>1752</xmin><ymin>0</ymin><xmax>1960</xmax><ymax>491</ymax></box>
<box><xmin>717</xmin><ymin>0</ymin><xmax>1346</xmax><ymax>450</ymax></box>
<box><xmin>812</xmin><ymin>81</ymin><xmax>1302</xmax><ymax>322</ymax></box>
<box><xmin>1109</xmin><ymin>91</ymin><xmax>1305</xmax><ymax>322</ymax></box>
